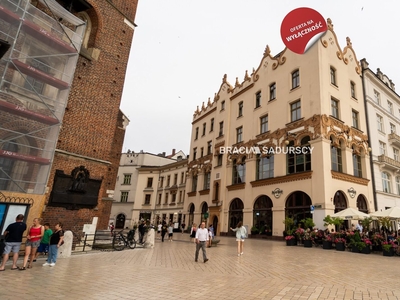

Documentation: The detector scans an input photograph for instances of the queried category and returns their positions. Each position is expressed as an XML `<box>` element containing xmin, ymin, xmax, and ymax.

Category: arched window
<box><xmin>287</xmin><ymin>136</ymin><xmax>311</xmax><ymax>174</ymax></box>
<box><xmin>396</xmin><ymin>177</ymin><xmax>400</xmax><ymax>195</ymax></box>
<box><xmin>232</xmin><ymin>158</ymin><xmax>246</xmax><ymax>184</ymax></box>
<box><xmin>256</xmin><ymin>154</ymin><xmax>274</xmax><ymax>179</ymax></box>
<box><xmin>331</xmin><ymin>137</ymin><xmax>342</xmax><ymax>172</ymax></box>
<box><xmin>382</xmin><ymin>172</ymin><xmax>391</xmax><ymax>193</ymax></box>
<box><xmin>352</xmin><ymin>146</ymin><xmax>362</xmax><ymax>177</ymax></box>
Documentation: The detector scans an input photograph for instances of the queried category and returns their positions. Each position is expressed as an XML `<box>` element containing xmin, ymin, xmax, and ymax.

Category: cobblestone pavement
<box><xmin>1</xmin><ymin>234</ymin><xmax>400</xmax><ymax>300</ymax></box>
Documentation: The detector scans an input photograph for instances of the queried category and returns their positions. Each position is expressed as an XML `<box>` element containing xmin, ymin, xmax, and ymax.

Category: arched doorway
<box><xmin>333</xmin><ymin>190</ymin><xmax>348</xmax><ymax>229</ymax></box>
<box><xmin>229</xmin><ymin>198</ymin><xmax>244</xmax><ymax>233</ymax></box>
<box><xmin>201</xmin><ymin>202</ymin><xmax>208</xmax><ymax>222</ymax></box>
<box><xmin>286</xmin><ymin>191</ymin><xmax>312</xmax><ymax>227</ymax></box>
<box><xmin>212</xmin><ymin>216</ymin><xmax>218</xmax><ymax>236</ymax></box>
<box><xmin>188</xmin><ymin>203</ymin><xmax>195</xmax><ymax>227</ymax></box>
<box><xmin>115</xmin><ymin>213</ymin><xmax>125</xmax><ymax>229</ymax></box>
<box><xmin>253</xmin><ymin>195</ymin><xmax>273</xmax><ymax>235</ymax></box>
<box><xmin>356</xmin><ymin>194</ymin><xmax>368</xmax><ymax>213</ymax></box>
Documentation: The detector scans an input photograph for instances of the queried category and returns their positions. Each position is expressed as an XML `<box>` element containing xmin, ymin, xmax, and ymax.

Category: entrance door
<box><xmin>116</xmin><ymin>213</ymin><xmax>125</xmax><ymax>229</ymax></box>
<box><xmin>212</xmin><ymin>216</ymin><xmax>218</xmax><ymax>236</ymax></box>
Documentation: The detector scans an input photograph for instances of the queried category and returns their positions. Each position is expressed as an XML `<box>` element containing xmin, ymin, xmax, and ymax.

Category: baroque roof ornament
<box><xmin>244</xmin><ymin>70</ymin><xmax>250</xmax><ymax>81</ymax></box>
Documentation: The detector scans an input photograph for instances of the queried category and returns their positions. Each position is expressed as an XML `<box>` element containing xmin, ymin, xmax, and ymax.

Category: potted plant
<box><xmin>302</xmin><ymin>228</ymin><xmax>313</xmax><ymax>248</ymax></box>
<box><xmin>283</xmin><ymin>217</ymin><xmax>296</xmax><ymax>246</ymax></box>
<box><xmin>325</xmin><ymin>216</ymin><xmax>345</xmax><ymax>251</ymax></box>
<box><xmin>322</xmin><ymin>233</ymin><xmax>333</xmax><ymax>249</ymax></box>
<box><xmin>251</xmin><ymin>226</ymin><xmax>258</xmax><ymax>236</ymax></box>
<box><xmin>334</xmin><ymin>236</ymin><xmax>346</xmax><ymax>251</ymax></box>
<box><xmin>371</xmin><ymin>233</ymin><xmax>385</xmax><ymax>251</ymax></box>
<box><xmin>360</xmin><ymin>217</ymin><xmax>373</xmax><ymax>233</ymax></box>
<box><xmin>382</xmin><ymin>241</ymin><xmax>396</xmax><ymax>256</ymax></box>
<box><xmin>361</xmin><ymin>237</ymin><xmax>372</xmax><ymax>254</ymax></box>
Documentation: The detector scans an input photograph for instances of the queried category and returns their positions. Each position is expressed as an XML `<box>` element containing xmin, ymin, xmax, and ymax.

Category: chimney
<box><xmin>172</xmin><ymin>149</ymin><xmax>176</xmax><ymax>155</ymax></box>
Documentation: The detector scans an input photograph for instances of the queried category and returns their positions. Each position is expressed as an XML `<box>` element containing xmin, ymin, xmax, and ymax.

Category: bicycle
<box><xmin>112</xmin><ymin>229</ymin><xmax>137</xmax><ymax>251</ymax></box>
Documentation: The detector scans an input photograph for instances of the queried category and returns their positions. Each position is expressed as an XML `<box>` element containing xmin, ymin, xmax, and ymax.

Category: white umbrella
<box><xmin>370</xmin><ymin>207</ymin><xmax>400</xmax><ymax>220</ymax></box>
<box><xmin>331</xmin><ymin>207</ymin><xmax>370</xmax><ymax>220</ymax></box>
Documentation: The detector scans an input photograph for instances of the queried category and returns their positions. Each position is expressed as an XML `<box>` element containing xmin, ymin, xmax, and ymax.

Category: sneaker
<box><xmin>238</xmin><ymin>254</ymin><xmax>241</xmax><ymax>256</ymax></box>
<box><xmin>240</xmin><ymin>252</ymin><xmax>243</xmax><ymax>255</ymax></box>
<box><xmin>42</xmin><ymin>262</ymin><xmax>50</xmax><ymax>266</ymax></box>
<box><xmin>50</xmin><ymin>263</ymin><xmax>55</xmax><ymax>267</ymax></box>
<box><xmin>204</xmin><ymin>258</ymin><xmax>209</xmax><ymax>263</ymax></box>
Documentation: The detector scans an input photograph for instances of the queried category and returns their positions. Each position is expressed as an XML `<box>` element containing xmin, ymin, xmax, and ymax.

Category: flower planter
<box><xmin>383</xmin><ymin>248</ymin><xmax>394</xmax><ymax>257</ymax></box>
<box><xmin>335</xmin><ymin>242</ymin><xmax>345</xmax><ymax>251</ymax></box>
<box><xmin>372</xmin><ymin>245</ymin><xmax>382</xmax><ymax>252</ymax></box>
<box><xmin>303</xmin><ymin>239</ymin><xmax>313</xmax><ymax>248</ymax></box>
<box><xmin>361</xmin><ymin>246</ymin><xmax>370</xmax><ymax>254</ymax></box>
<box><xmin>322</xmin><ymin>240</ymin><xmax>332</xmax><ymax>249</ymax></box>
<box><xmin>351</xmin><ymin>245</ymin><xmax>359</xmax><ymax>253</ymax></box>
<box><xmin>286</xmin><ymin>239</ymin><xmax>297</xmax><ymax>246</ymax></box>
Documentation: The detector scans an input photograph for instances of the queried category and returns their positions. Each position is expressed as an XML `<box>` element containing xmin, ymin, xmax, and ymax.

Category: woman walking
<box><xmin>190</xmin><ymin>223</ymin><xmax>197</xmax><ymax>243</ymax></box>
<box><xmin>230</xmin><ymin>221</ymin><xmax>247</xmax><ymax>256</ymax></box>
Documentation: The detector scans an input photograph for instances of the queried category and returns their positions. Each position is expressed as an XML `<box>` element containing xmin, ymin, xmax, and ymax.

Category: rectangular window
<box><xmin>200</xmin><ymin>147</ymin><xmax>204</xmax><ymax>157</ymax></box>
<box><xmin>290</xmin><ymin>100</ymin><xmax>301</xmax><ymax>122</ymax></box>
<box><xmin>173</xmin><ymin>173</ymin><xmax>178</xmax><ymax>185</ymax></box>
<box><xmin>203</xmin><ymin>172</ymin><xmax>211</xmax><ymax>190</ymax></box>
<box><xmin>352</xmin><ymin>110</ymin><xmax>359</xmax><ymax>129</ymax></box>
<box><xmin>390</xmin><ymin>123</ymin><xmax>396</xmax><ymax>134</ymax></box>
<box><xmin>255</xmin><ymin>91</ymin><xmax>261</xmax><ymax>108</ymax></box>
<box><xmin>236</xmin><ymin>126</ymin><xmax>243</xmax><ymax>143</ymax></box>
<box><xmin>394</xmin><ymin>148</ymin><xmax>399</xmax><ymax>161</ymax></box>
<box><xmin>374</xmin><ymin>90</ymin><xmax>380</xmax><ymax>105</ymax></box>
<box><xmin>219</xmin><ymin>121</ymin><xmax>224</xmax><ymax>137</ymax></box>
<box><xmin>179</xmin><ymin>191</ymin><xmax>183</xmax><ymax>203</ymax></box>
<box><xmin>379</xmin><ymin>141</ymin><xmax>386</xmax><ymax>155</ymax></box>
<box><xmin>232</xmin><ymin>160</ymin><xmax>246</xmax><ymax>184</ymax></box>
<box><xmin>350</xmin><ymin>81</ymin><xmax>356</xmax><ymax>98</ymax></box>
<box><xmin>217</xmin><ymin>153</ymin><xmax>223</xmax><ymax>166</ymax></box>
<box><xmin>377</xmin><ymin>114</ymin><xmax>384</xmax><ymax>132</ymax></box>
<box><xmin>146</xmin><ymin>177</ymin><xmax>153</xmax><ymax>188</ymax></box>
<box><xmin>181</xmin><ymin>172</ymin><xmax>185</xmax><ymax>184</ymax></box>
<box><xmin>331</xmin><ymin>98</ymin><xmax>339</xmax><ymax>118</ymax></box>
<box><xmin>159</xmin><ymin>177</ymin><xmax>164</xmax><ymax>188</ymax></box>
<box><xmin>120</xmin><ymin>191</ymin><xmax>129</xmax><ymax>202</ymax></box>
<box><xmin>388</xmin><ymin>101</ymin><xmax>393</xmax><ymax>114</ymax></box>
<box><xmin>193</xmin><ymin>148</ymin><xmax>197</xmax><ymax>160</ymax></box>
<box><xmin>195</xmin><ymin>127</ymin><xmax>199</xmax><ymax>140</ymax></box>
<box><xmin>165</xmin><ymin>193</ymin><xmax>169</xmax><ymax>204</ymax></box>
<box><xmin>260</xmin><ymin>115</ymin><xmax>268</xmax><ymax>134</ymax></box>
<box><xmin>238</xmin><ymin>101</ymin><xmax>243</xmax><ymax>117</ymax></box>
<box><xmin>171</xmin><ymin>193</ymin><xmax>176</xmax><ymax>203</ymax></box>
<box><xmin>202</xmin><ymin>123</ymin><xmax>206</xmax><ymax>136</ymax></box>
<box><xmin>123</xmin><ymin>174</ymin><xmax>132</xmax><ymax>185</ymax></box>
<box><xmin>353</xmin><ymin>154</ymin><xmax>362</xmax><ymax>178</ymax></box>
<box><xmin>157</xmin><ymin>194</ymin><xmax>162</xmax><ymax>205</ymax></box>
<box><xmin>331</xmin><ymin>146</ymin><xmax>342</xmax><ymax>173</ymax></box>
<box><xmin>330</xmin><ymin>67</ymin><xmax>336</xmax><ymax>86</ymax></box>
<box><xmin>221</xmin><ymin>100</ymin><xmax>225</xmax><ymax>111</ymax></box>
<box><xmin>210</xmin><ymin>118</ymin><xmax>214</xmax><ymax>132</ymax></box>
<box><xmin>292</xmin><ymin>69</ymin><xmax>300</xmax><ymax>89</ymax></box>
<box><xmin>207</xmin><ymin>141</ymin><xmax>212</xmax><ymax>155</ymax></box>
<box><xmin>167</xmin><ymin>175</ymin><xmax>171</xmax><ymax>187</ymax></box>
<box><xmin>269</xmin><ymin>83</ymin><xmax>276</xmax><ymax>100</ymax></box>
<box><xmin>144</xmin><ymin>194</ymin><xmax>151</xmax><ymax>205</ymax></box>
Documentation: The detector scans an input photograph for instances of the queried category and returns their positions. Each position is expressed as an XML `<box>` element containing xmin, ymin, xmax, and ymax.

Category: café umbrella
<box><xmin>330</xmin><ymin>207</ymin><xmax>370</xmax><ymax>220</ymax></box>
<box><xmin>370</xmin><ymin>207</ymin><xmax>400</xmax><ymax>220</ymax></box>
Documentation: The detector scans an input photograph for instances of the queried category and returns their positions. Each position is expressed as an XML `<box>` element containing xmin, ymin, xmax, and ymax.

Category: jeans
<box><xmin>195</xmin><ymin>241</ymin><xmax>207</xmax><ymax>261</ymax></box>
<box><xmin>47</xmin><ymin>245</ymin><xmax>58</xmax><ymax>264</ymax></box>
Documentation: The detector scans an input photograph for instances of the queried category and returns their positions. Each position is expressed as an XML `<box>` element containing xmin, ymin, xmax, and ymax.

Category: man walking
<box><xmin>0</xmin><ymin>214</ymin><xmax>27</xmax><ymax>271</ymax></box>
<box><xmin>195</xmin><ymin>222</ymin><xmax>209</xmax><ymax>263</ymax></box>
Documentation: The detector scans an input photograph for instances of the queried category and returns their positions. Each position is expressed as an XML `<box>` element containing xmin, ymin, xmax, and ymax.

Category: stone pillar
<box><xmin>58</xmin><ymin>230</ymin><xmax>72</xmax><ymax>258</ymax></box>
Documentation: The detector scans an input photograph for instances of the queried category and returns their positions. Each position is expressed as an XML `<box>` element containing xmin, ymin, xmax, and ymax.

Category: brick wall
<box><xmin>41</xmin><ymin>0</ymin><xmax>138</xmax><ymax>232</ymax></box>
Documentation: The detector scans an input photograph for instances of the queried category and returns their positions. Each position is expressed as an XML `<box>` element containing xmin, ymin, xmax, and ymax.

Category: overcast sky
<box><xmin>120</xmin><ymin>0</ymin><xmax>400</xmax><ymax>156</ymax></box>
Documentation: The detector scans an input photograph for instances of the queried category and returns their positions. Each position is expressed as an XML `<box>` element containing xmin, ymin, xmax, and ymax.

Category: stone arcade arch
<box><xmin>285</xmin><ymin>191</ymin><xmax>312</xmax><ymax>226</ymax></box>
<box><xmin>188</xmin><ymin>203</ymin><xmax>195</xmax><ymax>227</ymax></box>
<box><xmin>333</xmin><ymin>190</ymin><xmax>348</xmax><ymax>229</ymax></box>
<box><xmin>356</xmin><ymin>194</ymin><xmax>368</xmax><ymax>214</ymax></box>
<box><xmin>229</xmin><ymin>198</ymin><xmax>244</xmax><ymax>231</ymax></box>
<box><xmin>253</xmin><ymin>195</ymin><xmax>273</xmax><ymax>235</ymax></box>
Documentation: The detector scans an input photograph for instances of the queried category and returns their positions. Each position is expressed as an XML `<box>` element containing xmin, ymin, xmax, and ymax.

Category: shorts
<box><xmin>168</xmin><ymin>233</ymin><xmax>173</xmax><ymax>237</ymax></box>
<box><xmin>26</xmin><ymin>239</ymin><xmax>41</xmax><ymax>248</ymax></box>
<box><xmin>236</xmin><ymin>238</ymin><xmax>245</xmax><ymax>242</ymax></box>
<box><xmin>37</xmin><ymin>243</ymin><xmax>49</xmax><ymax>253</ymax></box>
<box><xmin>3</xmin><ymin>242</ymin><xmax>22</xmax><ymax>254</ymax></box>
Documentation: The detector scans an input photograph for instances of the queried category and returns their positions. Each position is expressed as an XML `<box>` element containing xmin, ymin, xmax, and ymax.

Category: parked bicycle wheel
<box><xmin>112</xmin><ymin>235</ymin><xmax>125</xmax><ymax>251</ymax></box>
<box><xmin>128</xmin><ymin>238</ymin><xmax>136</xmax><ymax>249</ymax></box>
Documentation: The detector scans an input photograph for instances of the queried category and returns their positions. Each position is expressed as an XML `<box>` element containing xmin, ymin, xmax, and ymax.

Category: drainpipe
<box><xmin>360</xmin><ymin>59</ymin><xmax>378</xmax><ymax>212</ymax></box>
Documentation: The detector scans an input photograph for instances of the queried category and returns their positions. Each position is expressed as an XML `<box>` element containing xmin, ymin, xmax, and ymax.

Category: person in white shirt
<box><xmin>230</xmin><ymin>221</ymin><xmax>247</xmax><ymax>256</ymax></box>
<box><xmin>195</xmin><ymin>222</ymin><xmax>209</xmax><ymax>263</ymax></box>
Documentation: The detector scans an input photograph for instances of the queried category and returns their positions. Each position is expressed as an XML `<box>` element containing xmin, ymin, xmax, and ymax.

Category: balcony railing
<box><xmin>388</xmin><ymin>133</ymin><xmax>400</xmax><ymax>148</ymax></box>
<box><xmin>378</xmin><ymin>155</ymin><xmax>400</xmax><ymax>170</ymax></box>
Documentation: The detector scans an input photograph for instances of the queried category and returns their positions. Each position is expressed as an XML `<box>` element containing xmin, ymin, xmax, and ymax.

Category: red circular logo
<box><xmin>281</xmin><ymin>7</ymin><xmax>327</xmax><ymax>54</ymax></box>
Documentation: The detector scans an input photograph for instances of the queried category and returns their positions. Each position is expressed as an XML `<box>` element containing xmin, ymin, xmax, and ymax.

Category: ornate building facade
<box><xmin>186</xmin><ymin>19</ymin><xmax>374</xmax><ymax>237</ymax></box>
<box><xmin>361</xmin><ymin>60</ymin><xmax>400</xmax><ymax>211</ymax></box>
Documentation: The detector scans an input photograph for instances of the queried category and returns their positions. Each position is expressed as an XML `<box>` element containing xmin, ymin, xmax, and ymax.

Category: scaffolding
<box><xmin>0</xmin><ymin>0</ymin><xmax>86</xmax><ymax>194</ymax></box>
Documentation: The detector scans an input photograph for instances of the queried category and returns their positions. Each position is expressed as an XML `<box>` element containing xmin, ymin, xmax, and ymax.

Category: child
<box><xmin>34</xmin><ymin>222</ymin><xmax>52</xmax><ymax>261</ymax></box>
<box><xmin>109</xmin><ymin>222</ymin><xmax>115</xmax><ymax>236</ymax></box>
<box><xmin>43</xmin><ymin>222</ymin><xmax>64</xmax><ymax>267</ymax></box>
